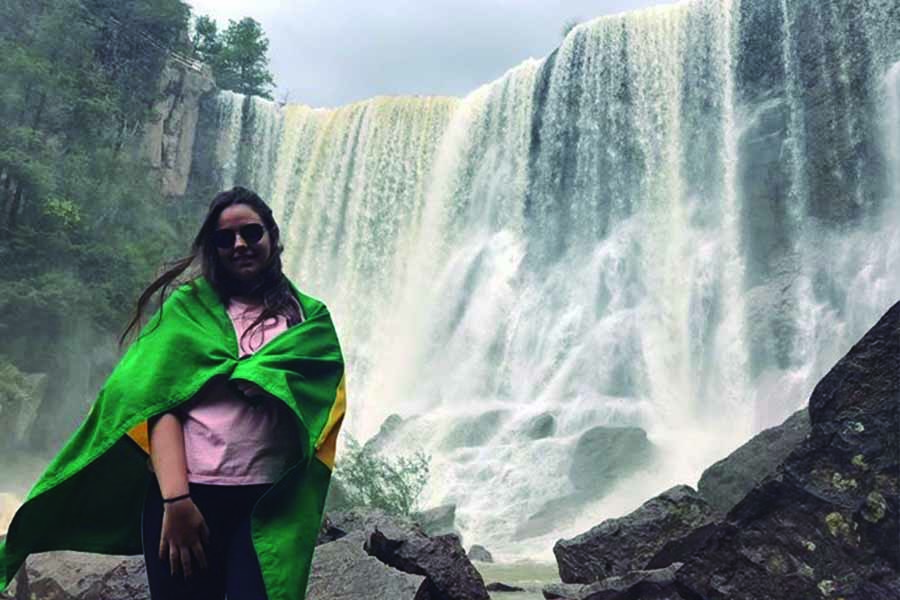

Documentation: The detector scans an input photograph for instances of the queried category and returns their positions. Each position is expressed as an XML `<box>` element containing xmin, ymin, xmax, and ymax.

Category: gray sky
<box><xmin>188</xmin><ymin>0</ymin><xmax>680</xmax><ymax>108</ymax></box>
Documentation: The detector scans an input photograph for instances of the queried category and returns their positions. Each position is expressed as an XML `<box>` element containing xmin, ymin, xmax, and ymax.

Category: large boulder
<box><xmin>441</xmin><ymin>410</ymin><xmax>507</xmax><ymax>450</ymax></box>
<box><xmin>697</xmin><ymin>407</ymin><xmax>810</xmax><ymax>514</ymax></box>
<box><xmin>554</xmin><ymin>485</ymin><xmax>715</xmax><ymax>583</ymax></box>
<box><xmin>324</xmin><ymin>509</ymin><xmax>426</xmax><ymax>542</ymax></box>
<box><xmin>320</xmin><ymin>509</ymin><xmax>489</xmax><ymax>600</ymax></box>
<box><xmin>516</xmin><ymin>427</ymin><xmax>656</xmax><ymax>542</ymax></box>
<box><xmin>411</xmin><ymin>504</ymin><xmax>458</xmax><ymax>538</ymax></box>
<box><xmin>368</xmin><ymin>530</ymin><xmax>489</xmax><ymax>600</ymax></box>
<box><xmin>307</xmin><ymin>532</ymin><xmax>429</xmax><ymax>600</ymax></box>
<box><xmin>467</xmin><ymin>544</ymin><xmax>493</xmax><ymax>563</ymax></box>
<box><xmin>519</xmin><ymin>412</ymin><xmax>557</xmax><ymax>440</ymax></box>
<box><xmin>5</xmin><ymin>552</ymin><xmax>147</xmax><ymax>600</ymax></box>
<box><xmin>362</xmin><ymin>414</ymin><xmax>407</xmax><ymax>454</ymax></box>
<box><xmin>514</xmin><ymin>493</ymin><xmax>590</xmax><ymax>541</ymax></box>
<box><xmin>543</xmin><ymin>564</ymin><xmax>683</xmax><ymax>600</ymax></box>
<box><xmin>569</xmin><ymin>427</ymin><xmax>654</xmax><ymax>494</ymax></box>
<box><xmin>672</xmin><ymin>300</ymin><xmax>900</xmax><ymax>599</ymax></box>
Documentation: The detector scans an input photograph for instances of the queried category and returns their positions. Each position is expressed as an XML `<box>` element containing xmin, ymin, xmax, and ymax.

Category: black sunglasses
<box><xmin>212</xmin><ymin>223</ymin><xmax>266</xmax><ymax>249</ymax></box>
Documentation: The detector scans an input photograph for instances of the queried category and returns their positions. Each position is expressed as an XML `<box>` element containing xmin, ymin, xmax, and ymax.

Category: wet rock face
<box><xmin>569</xmin><ymin>427</ymin><xmax>654</xmax><ymax>494</ymax></box>
<box><xmin>698</xmin><ymin>408</ymin><xmax>810</xmax><ymax>515</ymax></box>
<box><xmin>412</xmin><ymin>504</ymin><xmax>458</xmax><ymax>538</ymax></box>
<box><xmin>554</xmin><ymin>486</ymin><xmax>715</xmax><ymax>584</ymax></box>
<box><xmin>674</xmin><ymin>300</ymin><xmax>900</xmax><ymax>599</ymax></box>
<box><xmin>138</xmin><ymin>58</ymin><xmax>215</xmax><ymax>197</ymax></box>
<box><xmin>468</xmin><ymin>544</ymin><xmax>493</xmax><ymax>563</ymax></box>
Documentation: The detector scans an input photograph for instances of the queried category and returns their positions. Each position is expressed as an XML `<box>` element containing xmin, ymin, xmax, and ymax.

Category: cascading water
<box><xmin>190</xmin><ymin>0</ymin><xmax>900</xmax><ymax>558</ymax></box>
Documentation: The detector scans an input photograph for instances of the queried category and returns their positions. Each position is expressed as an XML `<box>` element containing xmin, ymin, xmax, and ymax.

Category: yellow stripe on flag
<box><xmin>126</xmin><ymin>421</ymin><xmax>150</xmax><ymax>454</ymax></box>
<box><xmin>315</xmin><ymin>374</ymin><xmax>346</xmax><ymax>470</ymax></box>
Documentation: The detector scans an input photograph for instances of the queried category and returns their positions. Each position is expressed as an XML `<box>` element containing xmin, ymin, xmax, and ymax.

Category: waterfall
<box><xmin>192</xmin><ymin>0</ymin><xmax>900</xmax><ymax>558</ymax></box>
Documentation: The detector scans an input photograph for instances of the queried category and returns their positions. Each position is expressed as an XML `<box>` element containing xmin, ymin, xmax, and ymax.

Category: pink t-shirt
<box><xmin>177</xmin><ymin>298</ymin><xmax>300</xmax><ymax>485</ymax></box>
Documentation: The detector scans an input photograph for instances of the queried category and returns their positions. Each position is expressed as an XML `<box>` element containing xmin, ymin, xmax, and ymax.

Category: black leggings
<box><xmin>142</xmin><ymin>478</ymin><xmax>272</xmax><ymax>600</ymax></box>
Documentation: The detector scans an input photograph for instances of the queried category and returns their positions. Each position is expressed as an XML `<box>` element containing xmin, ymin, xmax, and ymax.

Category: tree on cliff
<box><xmin>0</xmin><ymin>0</ymin><xmax>201</xmax><ymax>448</ymax></box>
<box><xmin>192</xmin><ymin>16</ymin><xmax>275</xmax><ymax>100</ymax></box>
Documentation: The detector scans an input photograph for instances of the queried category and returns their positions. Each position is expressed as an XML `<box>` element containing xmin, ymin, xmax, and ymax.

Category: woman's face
<box><xmin>215</xmin><ymin>204</ymin><xmax>273</xmax><ymax>283</ymax></box>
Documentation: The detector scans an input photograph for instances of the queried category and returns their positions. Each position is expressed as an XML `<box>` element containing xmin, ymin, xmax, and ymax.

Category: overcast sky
<box><xmin>188</xmin><ymin>0</ymin><xmax>681</xmax><ymax>108</ymax></box>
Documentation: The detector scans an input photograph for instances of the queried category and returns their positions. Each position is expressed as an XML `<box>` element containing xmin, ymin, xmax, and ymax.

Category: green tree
<box><xmin>330</xmin><ymin>435</ymin><xmax>431</xmax><ymax>516</ymax></box>
<box><xmin>192</xmin><ymin>16</ymin><xmax>275</xmax><ymax>99</ymax></box>
<box><xmin>0</xmin><ymin>0</ymin><xmax>201</xmax><ymax>449</ymax></box>
<box><xmin>192</xmin><ymin>15</ymin><xmax>222</xmax><ymax>58</ymax></box>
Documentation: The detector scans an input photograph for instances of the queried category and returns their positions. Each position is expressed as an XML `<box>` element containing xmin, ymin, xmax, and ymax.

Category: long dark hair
<box><xmin>119</xmin><ymin>186</ymin><xmax>303</xmax><ymax>347</ymax></box>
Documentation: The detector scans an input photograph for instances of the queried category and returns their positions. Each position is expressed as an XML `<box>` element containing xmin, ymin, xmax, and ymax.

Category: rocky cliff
<box><xmin>137</xmin><ymin>56</ymin><xmax>215</xmax><ymax>197</ymax></box>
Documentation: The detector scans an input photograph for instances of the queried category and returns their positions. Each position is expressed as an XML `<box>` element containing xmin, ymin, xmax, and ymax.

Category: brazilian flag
<box><xmin>0</xmin><ymin>276</ymin><xmax>346</xmax><ymax>600</ymax></box>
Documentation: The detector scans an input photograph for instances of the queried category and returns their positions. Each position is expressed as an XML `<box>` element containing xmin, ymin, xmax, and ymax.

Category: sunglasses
<box><xmin>212</xmin><ymin>223</ymin><xmax>266</xmax><ymax>249</ymax></box>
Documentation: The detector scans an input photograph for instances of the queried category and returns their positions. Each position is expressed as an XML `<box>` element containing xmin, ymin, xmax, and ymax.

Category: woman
<box><xmin>0</xmin><ymin>187</ymin><xmax>345</xmax><ymax>600</ymax></box>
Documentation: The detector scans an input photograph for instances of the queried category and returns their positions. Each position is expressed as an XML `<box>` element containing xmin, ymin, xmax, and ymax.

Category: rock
<box><xmin>317</xmin><ymin>513</ymin><xmax>349</xmax><ymax>546</ymax></box>
<box><xmin>138</xmin><ymin>57</ymin><xmax>215</xmax><ymax>196</ymax></box>
<box><xmin>7</xmin><ymin>552</ymin><xmax>147</xmax><ymax>600</ymax></box>
<box><xmin>368</xmin><ymin>530</ymin><xmax>490</xmax><ymax>600</ymax></box>
<box><xmin>486</xmin><ymin>581</ymin><xmax>525</xmax><ymax>592</ymax></box>
<box><xmin>569</xmin><ymin>427</ymin><xmax>654</xmax><ymax>494</ymax></box>
<box><xmin>321</xmin><ymin>508</ymin><xmax>488</xmax><ymax>600</ymax></box>
<box><xmin>467</xmin><ymin>544</ymin><xmax>493</xmax><ymax>563</ymax></box>
<box><xmin>327</xmin><ymin>509</ymin><xmax>426</xmax><ymax>542</ymax></box>
<box><xmin>514</xmin><ymin>492</ymin><xmax>592</xmax><ymax>540</ymax></box>
<box><xmin>582</xmin><ymin>564</ymin><xmax>684</xmax><ymax>600</ymax></box>
<box><xmin>307</xmin><ymin>532</ymin><xmax>429</xmax><ymax>600</ymax></box>
<box><xmin>542</xmin><ymin>582</ymin><xmax>587</xmax><ymax>599</ymax></box>
<box><xmin>673</xmin><ymin>300</ymin><xmax>900</xmax><ymax>599</ymax></box>
<box><xmin>517</xmin><ymin>426</ymin><xmax>657</xmax><ymax>542</ymax></box>
<box><xmin>80</xmin><ymin>559</ymin><xmax>149</xmax><ymax>600</ymax></box>
<box><xmin>554</xmin><ymin>485</ymin><xmax>715</xmax><ymax>583</ymax></box>
<box><xmin>441</xmin><ymin>410</ymin><xmax>507</xmax><ymax>450</ymax></box>
<box><xmin>3</xmin><ymin>559</ymin><xmax>29</xmax><ymax>600</ymax></box>
<box><xmin>644</xmin><ymin>522</ymin><xmax>719</xmax><ymax>570</ymax></box>
<box><xmin>520</xmin><ymin>413</ymin><xmax>557</xmax><ymax>440</ymax></box>
<box><xmin>362</xmin><ymin>414</ymin><xmax>407</xmax><ymax>454</ymax></box>
<box><xmin>544</xmin><ymin>565</ymin><xmax>683</xmax><ymax>600</ymax></box>
<box><xmin>412</xmin><ymin>504</ymin><xmax>458</xmax><ymax>538</ymax></box>
<box><xmin>698</xmin><ymin>407</ymin><xmax>810</xmax><ymax>514</ymax></box>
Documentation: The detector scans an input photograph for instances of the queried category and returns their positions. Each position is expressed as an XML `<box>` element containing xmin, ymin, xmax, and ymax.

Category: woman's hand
<box><xmin>159</xmin><ymin>497</ymin><xmax>210</xmax><ymax>578</ymax></box>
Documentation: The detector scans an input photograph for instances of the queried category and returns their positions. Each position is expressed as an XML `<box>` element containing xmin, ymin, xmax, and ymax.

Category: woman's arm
<box><xmin>148</xmin><ymin>413</ymin><xmax>210</xmax><ymax>578</ymax></box>
<box><xmin>148</xmin><ymin>413</ymin><xmax>189</xmax><ymax>499</ymax></box>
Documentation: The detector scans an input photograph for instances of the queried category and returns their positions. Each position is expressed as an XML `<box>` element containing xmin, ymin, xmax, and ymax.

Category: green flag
<box><xmin>0</xmin><ymin>276</ymin><xmax>346</xmax><ymax>600</ymax></box>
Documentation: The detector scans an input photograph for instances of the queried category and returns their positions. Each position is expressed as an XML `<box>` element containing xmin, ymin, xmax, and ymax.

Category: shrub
<box><xmin>330</xmin><ymin>434</ymin><xmax>430</xmax><ymax>516</ymax></box>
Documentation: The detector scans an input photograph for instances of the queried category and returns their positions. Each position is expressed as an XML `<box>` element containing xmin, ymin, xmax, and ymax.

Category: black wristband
<box><xmin>162</xmin><ymin>493</ymin><xmax>191</xmax><ymax>504</ymax></box>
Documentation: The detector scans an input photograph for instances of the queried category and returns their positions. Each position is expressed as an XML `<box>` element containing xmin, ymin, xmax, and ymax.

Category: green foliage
<box><xmin>0</xmin><ymin>0</ymin><xmax>200</xmax><ymax>447</ymax></box>
<box><xmin>331</xmin><ymin>435</ymin><xmax>431</xmax><ymax>516</ymax></box>
<box><xmin>192</xmin><ymin>15</ymin><xmax>222</xmax><ymax>57</ymax></box>
<box><xmin>192</xmin><ymin>16</ymin><xmax>275</xmax><ymax>99</ymax></box>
